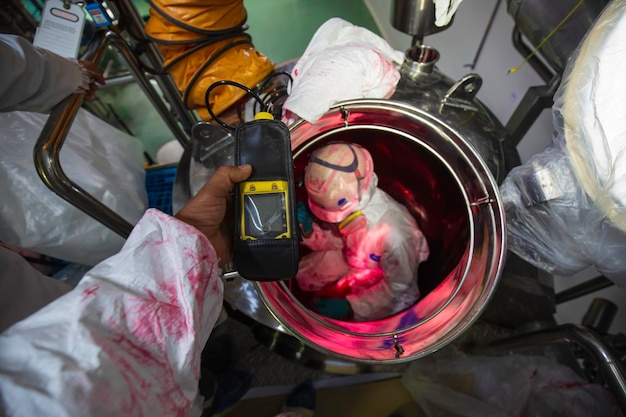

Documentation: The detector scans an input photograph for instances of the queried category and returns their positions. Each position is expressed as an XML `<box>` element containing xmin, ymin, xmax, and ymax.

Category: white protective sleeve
<box><xmin>0</xmin><ymin>34</ymin><xmax>85</xmax><ymax>113</ymax></box>
<box><xmin>0</xmin><ymin>209</ymin><xmax>224</xmax><ymax>417</ymax></box>
<box><xmin>500</xmin><ymin>0</ymin><xmax>626</xmax><ymax>287</ymax></box>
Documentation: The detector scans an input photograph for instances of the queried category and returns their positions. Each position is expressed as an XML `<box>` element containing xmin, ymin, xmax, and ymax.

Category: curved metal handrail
<box><xmin>106</xmin><ymin>0</ymin><xmax>198</xmax><ymax>134</ymax></box>
<box><xmin>33</xmin><ymin>29</ymin><xmax>190</xmax><ymax>238</ymax></box>
<box><xmin>34</xmin><ymin>92</ymin><xmax>134</xmax><ymax>238</ymax></box>
<box><xmin>82</xmin><ymin>30</ymin><xmax>190</xmax><ymax>148</ymax></box>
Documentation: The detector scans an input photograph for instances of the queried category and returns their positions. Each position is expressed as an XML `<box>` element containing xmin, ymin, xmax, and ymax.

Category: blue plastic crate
<box><xmin>145</xmin><ymin>165</ymin><xmax>177</xmax><ymax>215</ymax></box>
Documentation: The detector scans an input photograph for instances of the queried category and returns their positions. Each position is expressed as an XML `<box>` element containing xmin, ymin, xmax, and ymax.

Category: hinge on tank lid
<box><xmin>439</xmin><ymin>74</ymin><xmax>483</xmax><ymax>112</ymax></box>
<box><xmin>340</xmin><ymin>107</ymin><xmax>350</xmax><ymax>127</ymax></box>
<box><xmin>393</xmin><ymin>334</ymin><xmax>405</xmax><ymax>358</ymax></box>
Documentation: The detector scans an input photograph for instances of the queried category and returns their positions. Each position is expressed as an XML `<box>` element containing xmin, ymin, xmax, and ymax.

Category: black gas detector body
<box><xmin>233</xmin><ymin>113</ymin><xmax>299</xmax><ymax>281</ymax></box>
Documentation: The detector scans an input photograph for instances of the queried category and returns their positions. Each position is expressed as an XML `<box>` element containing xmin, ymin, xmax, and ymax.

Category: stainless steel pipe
<box><xmin>107</xmin><ymin>0</ymin><xmax>199</xmax><ymax>136</ymax></box>
<box><xmin>32</xmin><ymin>29</ymin><xmax>192</xmax><ymax>238</ymax></box>
<box><xmin>391</xmin><ymin>0</ymin><xmax>451</xmax><ymax>45</ymax></box>
<box><xmin>82</xmin><ymin>30</ymin><xmax>189</xmax><ymax>148</ymax></box>
<box><xmin>33</xmin><ymin>93</ymin><xmax>134</xmax><ymax>238</ymax></box>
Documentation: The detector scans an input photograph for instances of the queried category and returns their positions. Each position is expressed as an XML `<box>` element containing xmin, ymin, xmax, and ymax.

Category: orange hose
<box><xmin>145</xmin><ymin>0</ymin><xmax>274</xmax><ymax>120</ymax></box>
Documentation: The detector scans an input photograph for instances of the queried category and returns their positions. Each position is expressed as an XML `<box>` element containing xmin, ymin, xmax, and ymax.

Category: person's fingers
<box><xmin>200</xmin><ymin>164</ymin><xmax>252</xmax><ymax>199</ymax></box>
<box><xmin>222</xmin><ymin>164</ymin><xmax>252</xmax><ymax>184</ymax></box>
<box><xmin>92</xmin><ymin>70</ymin><xmax>106</xmax><ymax>85</ymax></box>
<box><xmin>88</xmin><ymin>74</ymin><xmax>105</xmax><ymax>86</ymax></box>
<box><xmin>81</xmin><ymin>61</ymin><xmax>106</xmax><ymax>85</ymax></box>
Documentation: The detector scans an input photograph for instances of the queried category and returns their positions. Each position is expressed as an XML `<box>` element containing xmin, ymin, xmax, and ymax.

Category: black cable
<box><xmin>162</xmin><ymin>33</ymin><xmax>246</xmax><ymax>72</ymax></box>
<box><xmin>144</xmin><ymin>22</ymin><xmax>247</xmax><ymax>47</ymax></box>
<box><xmin>258</xmin><ymin>71</ymin><xmax>293</xmax><ymax>91</ymax></box>
<box><xmin>253</xmin><ymin>71</ymin><xmax>293</xmax><ymax>114</ymax></box>
<box><xmin>136</xmin><ymin>1</ymin><xmax>249</xmax><ymax>75</ymax></box>
<box><xmin>145</xmin><ymin>0</ymin><xmax>248</xmax><ymax>37</ymax></box>
<box><xmin>133</xmin><ymin>31</ymin><xmax>246</xmax><ymax>76</ymax></box>
<box><xmin>204</xmin><ymin>80</ymin><xmax>265</xmax><ymax>131</ymax></box>
<box><xmin>261</xmin><ymin>85</ymin><xmax>289</xmax><ymax>106</ymax></box>
<box><xmin>183</xmin><ymin>37</ymin><xmax>252</xmax><ymax>108</ymax></box>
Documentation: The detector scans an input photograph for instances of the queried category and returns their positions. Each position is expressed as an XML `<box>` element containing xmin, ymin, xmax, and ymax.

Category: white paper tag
<box><xmin>33</xmin><ymin>0</ymin><xmax>86</xmax><ymax>59</ymax></box>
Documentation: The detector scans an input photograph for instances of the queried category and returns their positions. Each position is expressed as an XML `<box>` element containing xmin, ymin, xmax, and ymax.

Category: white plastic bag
<box><xmin>402</xmin><ymin>353</ymin><xmax>624</xmax><ymax>417</ymax></box>
<box><xmin>435</xmin><ymin>0</ymin><xmax>464</xmax><ymax>27</ymax></box>
<box><xmin>500</xmin><ymin>0</ymin><xmax>626</xmax><ymax>286</ymax></box>
<box><xmin>282</xmin><ymin>18</ymin><xmax>403</xmax><ymax>124</ymax></box>
<box><xmin>0</xmin><ymin>109</ymin><xmax>148</xmax><ymax>265</ymax></box>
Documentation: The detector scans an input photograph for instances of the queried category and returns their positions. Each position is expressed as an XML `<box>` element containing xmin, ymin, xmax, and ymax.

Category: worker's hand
<box><xmin>175</xmin><ymin>164</ymin><xmax>252</xmax><ymax>268</ymax></box>
<box><xmin>78</xmin><ymin>60</ymin><xmax>106</xmax><ymax>100</ymax></box>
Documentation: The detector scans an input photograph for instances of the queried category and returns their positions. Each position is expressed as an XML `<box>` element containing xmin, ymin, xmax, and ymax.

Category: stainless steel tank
<box><xmin>174</xmin><ymin>44</ymin><xmax>517</xmax><ymax>365</ymax></box>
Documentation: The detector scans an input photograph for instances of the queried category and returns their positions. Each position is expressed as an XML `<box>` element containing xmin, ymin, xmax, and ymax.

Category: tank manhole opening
<box><xmin>406</xmin><ymin>45</ymin><xmax>440</xmax><ymax>64</ymax></box>
<box><xmin>287</xmin><ymin>126</ymin><xmax>470</xmax><ymax>325</ymax></box>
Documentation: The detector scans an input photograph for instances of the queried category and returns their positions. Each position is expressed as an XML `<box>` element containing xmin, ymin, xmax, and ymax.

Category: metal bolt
<box><xmin>393</xmin><ymin>334</ymin><xmax>405</xmax><ymax>358</ymax></box>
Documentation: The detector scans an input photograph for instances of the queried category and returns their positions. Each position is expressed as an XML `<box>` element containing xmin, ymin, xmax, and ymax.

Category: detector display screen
<box><xmin>243</xmin><ymin>192</ymin><xmax>288</xmax><ymax>239</ymax></box>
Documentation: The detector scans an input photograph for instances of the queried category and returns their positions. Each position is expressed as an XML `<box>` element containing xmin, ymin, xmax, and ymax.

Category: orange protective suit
<box><xmin>145</xmin><ymin>0</ymin><xmax>275</xmax><ymax>120</ymax></box>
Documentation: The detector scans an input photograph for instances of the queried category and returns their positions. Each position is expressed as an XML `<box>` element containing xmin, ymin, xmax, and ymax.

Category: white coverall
<box><xmin>0</xmin><ymin>35</ymin><xmax>222</xmax><ymax>416</ymax></box>
<box><xmin>297</xmin><ymin>173</ymin><xmax>430</xmax><ymax>321</ymax></box>
<box><xmin>0</xmin><ymin>210</ymin><xmax>223</xmax><ymax>417</ymax></box>
<box><xmin>0</xmin><ymin>34</ymin><xmax>90</xmax><ymax>113</ymax></box>
<box><xmin>0</xmin><ymin>32</ymin><xmax>94</xmax><ymax>329</ymax></box>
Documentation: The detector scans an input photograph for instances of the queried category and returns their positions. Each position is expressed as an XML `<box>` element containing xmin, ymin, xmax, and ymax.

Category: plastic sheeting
<box><xmin>282</xmin><ymin>18</ymin><xmax>403</xmax><ymax>124</ymax></box>
<box><xmin>0</xmin><ymin>109</ymin><xmax>147</xmax><ymax>265</ymax></box>
<box><xmin>500</xmin><ymin>0</ymin><xmax>626</xmax><ymax>286</ymax></box>
<box><xmin>402</xmin><ymin>353</ymin><xmax>623</xmax><ymax>417</ymax></box>
<box><xmin>434</xmin><ymin>0</ymin><xmax>464</xmax><ymax>27</ymax></box>
<box><xmin>0</xmin><ymin>210</ymin><xmax>222</xmax><ymax>417</ymax></box>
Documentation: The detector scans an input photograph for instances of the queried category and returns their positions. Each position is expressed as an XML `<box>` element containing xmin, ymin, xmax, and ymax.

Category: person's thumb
<box><xmin>201</xmin><ymin>164</ymin><xmax>252</xmax><ymax>199</ymax></box>
<box><xmin>226</xmin><ymin>164</ymin><xmax>253</xmax><ymax>183</ymax></box>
